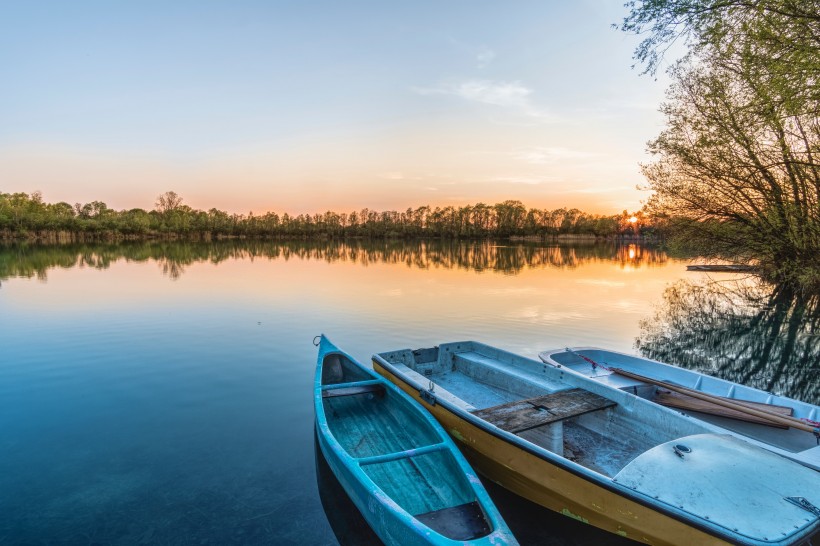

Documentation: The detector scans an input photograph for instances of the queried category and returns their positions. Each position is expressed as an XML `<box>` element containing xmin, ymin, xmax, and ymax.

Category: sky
<box><xmin>0</xmin><ymin>0</ymin><xmax>671</xmax><ymax>216</ymax></box>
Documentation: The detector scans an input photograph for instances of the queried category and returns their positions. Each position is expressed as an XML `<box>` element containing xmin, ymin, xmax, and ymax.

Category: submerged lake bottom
<box><xmin>0</xmin><ymin>240</ymin><xmax>816</xmax><ymax>544</ymax></box>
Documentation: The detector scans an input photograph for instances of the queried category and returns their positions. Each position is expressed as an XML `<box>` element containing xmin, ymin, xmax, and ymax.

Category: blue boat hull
<box><xmin>316</xmin><ymin>422</ymin><xmax>435</xmax><ymax>545</ymax></box>
<box><xmin>313</xmin><ymin>335</ymin><xmax>516</xmax><ymax>546</ymax></box>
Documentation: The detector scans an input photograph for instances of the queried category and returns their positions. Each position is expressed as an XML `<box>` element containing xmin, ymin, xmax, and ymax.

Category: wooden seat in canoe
<box><xmin>415</xmin><ymin>501</ymin><xmax>492</xmax><ymax>541</ymax></box>
<box><xmin>322</xmin><ymin>383</ymin><xmax>386</xmax><ymax>398</ymax></box>
<box><xmin>472</xmin><ymin>388</ymin><xmax>616</xmax><ymax>434</ymax></box>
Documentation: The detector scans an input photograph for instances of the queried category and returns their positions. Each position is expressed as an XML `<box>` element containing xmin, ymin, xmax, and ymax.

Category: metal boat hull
<box><xmin>373</xmin><ymin>342</ymin><xmax>820</xmax><ymax>546</ymax></box>
<box><xmin>539</xmin><ymin>347</ymin><xmax>820</xmax><ymax>471</ymax></box>
<box><xmin>374</xmin><ymin>360</ymin><xmax>729</xmax><ymax>546</ymax></box>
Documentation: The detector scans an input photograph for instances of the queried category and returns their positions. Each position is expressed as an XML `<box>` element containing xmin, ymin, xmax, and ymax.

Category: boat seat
<box><xmin>472</xmin><ymin>388</ymin><xmax>616</xmax><ymax>433</ymax></box>
<box><xmin>355</xmin><ymin>442</ymin><xmax>447</xmax><ymax>466</ymax></box>
<box><xmin>471</xmin><ymin>389</ymin><xmax>616</xmax><ymax>456</ymax></box>
<box><xmin>322</xmin><ymin>383</ymin><xmax>385</xmax><ymax>398</ymax></box>
<box><xmin>454</xmin><ymin>351</ymin><xmax>569</xmax><ymax>395</ymax></box>
<box><xmin>415</xmin><ymin>501</ymin><xmax>491</xmax><ymax>541</ymax></box>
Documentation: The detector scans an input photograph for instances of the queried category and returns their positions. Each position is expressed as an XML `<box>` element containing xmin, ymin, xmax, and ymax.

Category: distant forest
<box><xmin>0</xmin><ymin>191</ymin><xmax>656</xmax><ymax>241</ymax></box>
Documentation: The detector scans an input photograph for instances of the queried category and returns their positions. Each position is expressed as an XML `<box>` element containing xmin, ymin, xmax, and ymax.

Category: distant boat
<box><xmin>313</xmin><ymin>335</ymin><xmax>516</xmax><ymax>546</ymax></box>
<box><xmin>373</xmin><ymin>341</ymin><xmax>820</xmax><ymax>546</ymax></box>
<box><xmin>538</xmin><ymin>347</ymin><xmax>820</xmax><ymax>472</ymax></box>
<box><xmin>686</xmin><ymin>264</ymin><xmax>756</xmax><ymax>272</ymax></box>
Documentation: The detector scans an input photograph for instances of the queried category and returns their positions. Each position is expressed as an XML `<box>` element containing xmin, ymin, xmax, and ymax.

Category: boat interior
<box><xmin>319</xmin><ymin>352</ymin><xmax>493</xmax><ymax>541</ymax></box>
<box><xmin>371</xmin><ymin>343</ymin><xmax>820</xmax><ymax>545</ymax></box>
<box><xmin>377</xmin><ymin>343</ymin><xmax>713</xmax><ymax>478</ymax></box>
<box><xmin>546</xmin><ymin>349</ymin><xmax>820</xmax><ymax>456</ymax></box>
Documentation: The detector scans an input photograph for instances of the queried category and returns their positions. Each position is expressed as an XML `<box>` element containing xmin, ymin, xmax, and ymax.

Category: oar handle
<box><xmin>609</xmin><ymin>367</ymin><xmax>819</xmax><ymax>435</ymax></box>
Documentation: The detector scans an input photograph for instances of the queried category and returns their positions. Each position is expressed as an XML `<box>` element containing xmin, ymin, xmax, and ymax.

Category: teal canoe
<box><xmin>314</xmin><ymin>335</ymin><xmax>517</xmax><ymax>546</ymax></box>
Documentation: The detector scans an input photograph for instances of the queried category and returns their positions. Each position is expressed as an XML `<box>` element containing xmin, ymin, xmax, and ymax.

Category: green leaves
<box><xmin>622</xmin><ymin>0</ymin><xmax>820</xmax><ymax>289</ymax></box>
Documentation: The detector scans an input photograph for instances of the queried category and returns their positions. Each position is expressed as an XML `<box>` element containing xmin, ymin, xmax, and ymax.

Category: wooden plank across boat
<box><xmin>313</xmin><ymin>335</ymin><xmax>516</xmax><ymax>546</ymax></box>
<box><xmin>538</xmin><ymin>347</ymin><xmax>820</xmax><ymax>471</ymax></box>
<box><xmin>472</xmin><ymin>389</ymin><xmax>616</xmax><ymax>432</ymax></box>
<box><xmin>373</xmin><ymin>341</ymin><xmax>820</xmax><ymax>546</ymax></box>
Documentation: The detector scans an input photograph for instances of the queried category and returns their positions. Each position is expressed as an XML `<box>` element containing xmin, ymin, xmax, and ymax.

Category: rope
<box><xmin>564</xmin><ymin>348</ymin><xmax>611</xmax><ymax>371</ymax></box>
<box><xmin>801</xmin><ymin>418</ymin><xmax>820</xmax><ymax>443</ymax></box>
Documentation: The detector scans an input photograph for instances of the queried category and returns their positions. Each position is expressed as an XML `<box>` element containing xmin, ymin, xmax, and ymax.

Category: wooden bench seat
<box><xmin>415</xmin><ymin>501</ymin><xmax>491</xmax><ymax>541</ymax></box>
<box><xmin>454</xmin><ymin>351</ymin><xmax>568</xmax><ymax>396</ymax></box>
<box><xmin>322</xmin><ymin>384</ymin><xmax>386</xmax><ymax>398</ymax></box>
<box><xmin>472</xmin><ymin>388</ymin><xmax>616</xmax><ymax>434</ymax></box>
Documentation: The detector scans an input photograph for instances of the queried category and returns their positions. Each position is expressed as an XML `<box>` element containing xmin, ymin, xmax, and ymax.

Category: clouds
<box><xmin>487</xmin><ymin>175</ymin><xmax>551</xmax><ymax>186</ymax></box>
<box><xmin>0</xmin><ymin>2</ymin><xmax>667</xmax><ymax>216</ymax></box>
<box><xmin>382</xmin><ymin>172</ymin><xmax>406</xmax><ymax>180</ymax></box>
<box><xmin>453</xmin><ymin>80</ymin><xmax>531</xmax><ymax>108</ymax></box>
<box><xmin>475</xmin><ymin>47</ymin><xmax>496</xmax><ymax>68</ymax></box>
<box><xmin>445</xmin><ymin>36</ymin><xmax>496</xmax><ymax>69</ymax></box>
<box><xmin>415</xmin><ymin>79</ymin><xmax>551</xmax><ymax>120</ymax></box>
<box><xmin>512</xmin><ymin>146</ymin><xmax>598</xmax><ymax>165</ymax></box>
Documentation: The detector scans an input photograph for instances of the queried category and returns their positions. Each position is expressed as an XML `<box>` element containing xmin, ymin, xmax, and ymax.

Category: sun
<box><xmin>628</xmin><ymin>216</ymin><xmax>638</xmax><ymax>224</ymax></box>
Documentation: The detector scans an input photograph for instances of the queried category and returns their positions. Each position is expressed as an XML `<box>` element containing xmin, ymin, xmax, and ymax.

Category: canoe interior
<box><xmin>360</xmin><ymin>450</ymin><xmax>482</xmax><ymax>532</ymax></box>
<box><xmin>380</xmin><ymin>345</ymin><xmax>711</xmax><ymax>477</ymax></box>
<box><xmin>322</xmin><ymin>352</ymin><xmax>372</xmax><ymax>385</ymax></box>
<box><xmin>320</xmin><ymin>352</ymin><xmax>490</xmax><ymax>539</ymax></box>
<box><xmin>547</xmin><ymin>349</ymin><xmax>820</xmax><ymax>456</ymax></box>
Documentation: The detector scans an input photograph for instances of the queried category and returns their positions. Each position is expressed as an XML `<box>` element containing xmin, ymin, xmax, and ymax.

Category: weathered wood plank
<box><xmin>472</xmin><ymin>388</ymin><xmax>616</xmax><ymax>433</ymax></box>
<box><xmin>415</xmin><ymin>501</ymin><xmax>492</xmax><ymax>541</ymax></box>
<box><xmin>654</xmin><ymin>390</ymin><xmax>792</xmax><ymax>428</ymax></box>
<box><xmin>686</xmin><ymin>264</ymin><xmax>756</xmax><ymax>272</ymax></box>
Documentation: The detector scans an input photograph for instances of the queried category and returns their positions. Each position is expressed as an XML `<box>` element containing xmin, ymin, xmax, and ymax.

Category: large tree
<box><xmin>155</xmin><ymin>191</ymin><xmax>184</xmax><ymax>214</ymax></box>
<box><xmin>622</xmin><ymin>1</ymin><xmax>820</xmax><ymax>288</ymax></box>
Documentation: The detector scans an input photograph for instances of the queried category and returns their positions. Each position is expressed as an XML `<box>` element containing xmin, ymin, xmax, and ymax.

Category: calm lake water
<box><xmin>1</xmin><ymin>240</ymin><xmax>817</xmax><ymax>545</ymax></box>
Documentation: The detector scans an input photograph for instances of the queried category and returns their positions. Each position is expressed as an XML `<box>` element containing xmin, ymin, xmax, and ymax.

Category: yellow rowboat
<box><xmin>373</xmin><ymin>342</ymin><xmax>820</xmax><ymax>546</ymax></box>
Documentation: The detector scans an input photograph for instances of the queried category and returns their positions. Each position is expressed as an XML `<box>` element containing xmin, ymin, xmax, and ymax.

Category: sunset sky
<box><xmin>1</xmin><ymin>1</ymin><xmax>671</xmax><ymax>216</ymax></box>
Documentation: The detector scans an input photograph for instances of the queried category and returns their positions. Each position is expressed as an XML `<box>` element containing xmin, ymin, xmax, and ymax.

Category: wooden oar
<box><xmin>653</xmin><ymin>390</ymin><xmax>792</xmax><ymax>428</ymax></box>
<box><xmin>609</xmin><ymin>367</ymin><xmax>820</xmax><ymax>435</ymax></box>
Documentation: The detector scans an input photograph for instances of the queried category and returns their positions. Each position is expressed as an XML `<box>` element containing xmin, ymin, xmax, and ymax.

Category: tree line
<box><xmin>0</xmin><ymin>191</ymin><xmax>653</xmax><ymax>240</ymax></box>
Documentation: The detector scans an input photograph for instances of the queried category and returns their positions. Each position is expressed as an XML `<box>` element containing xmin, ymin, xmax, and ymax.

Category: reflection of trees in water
<box><xmin>0</xmin><ymin>239</ymin><xmax>670</xmax><ymax>283</ymax></box>
<box><xmin>636</xmin><ymin>280</ymin><xmax>820</xmax><ymax>404</ymax></box>
<box><xmin>158</xmin><ymin>258</ymin><xmax>186</xmax><ymax>280</ymax></box>
<box><xmin>612</xmin><ymin>244</ymin><xmax>667</xmax><ymax>269</ymax></box>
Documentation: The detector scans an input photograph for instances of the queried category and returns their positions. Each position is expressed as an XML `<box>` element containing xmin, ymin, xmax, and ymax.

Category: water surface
<box><xmin>0</xmin><ymin>240</ymin><xmax>816</xmax><ymax>544</ymax></box>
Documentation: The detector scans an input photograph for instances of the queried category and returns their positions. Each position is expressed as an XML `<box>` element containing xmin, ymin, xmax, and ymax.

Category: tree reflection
<box><xmin>636</xmin><ymin>280</ymin><xmax>820</xmax><ymax>404</ymax></box>
<box><xmin>0</xmin><ymin>240</ymin><xmax>670</xmax><ymax>284</ymax></box>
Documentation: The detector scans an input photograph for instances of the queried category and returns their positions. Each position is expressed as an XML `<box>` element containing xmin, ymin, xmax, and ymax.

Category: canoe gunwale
<box><xmin>315</xmin><ymin>336</ymin><xmax>517</xmax><ymax>545</ymax></box>
<box><xmin>372</xmin><ymin>352</ymin><xmax>820</xmax><ymax>546</ymax></box>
